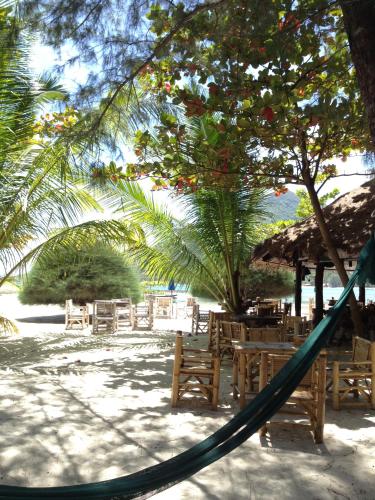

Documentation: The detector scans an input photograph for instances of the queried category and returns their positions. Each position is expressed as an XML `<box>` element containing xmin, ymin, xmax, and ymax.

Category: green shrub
<box><xmin>241</xmin><ymin>266</ymin><xmax>294</xmax><ymax>299</ymax></box>
<box><xmin>191</xmin><ymin>266</ymin><xmax>294</xmax><ymax>301</ymax></box>
<box><xmin>19</xmin><ymin>243</ymin><xmax>142</xmax><ymax>305</ymax></box>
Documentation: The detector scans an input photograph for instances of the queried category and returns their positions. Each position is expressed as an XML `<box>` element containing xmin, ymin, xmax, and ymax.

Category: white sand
<box><xmin>0</xmin><ymin>295</ymin><xmax>374</xmax><ymax>499</ymax></box>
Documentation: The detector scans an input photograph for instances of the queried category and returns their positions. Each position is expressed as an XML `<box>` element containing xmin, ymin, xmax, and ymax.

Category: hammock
<box><xmin>1</xmin><ymin>234</ymin><xmax>374</xmax><ymax>499</ymax></box>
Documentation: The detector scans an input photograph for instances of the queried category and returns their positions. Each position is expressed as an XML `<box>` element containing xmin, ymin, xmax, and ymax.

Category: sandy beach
<box><xmin>0</xmin><ymin>294</ymin><xmax>374</xmax><ymax>499</ymax></box>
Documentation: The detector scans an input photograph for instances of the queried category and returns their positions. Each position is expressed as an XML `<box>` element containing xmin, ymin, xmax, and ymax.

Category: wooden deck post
<box><xmin>314</xmin><ymin>261</ymin><xmax>324</xmax><ymax>325</ymax></box>
<box><xmin>295</xmin><ymin>259</ymin><xmax>302</xmax><ymax>316</ymax></box>
<box><xmin>359</xmin><ymin>284</ymin><xmax>366</xmax><ymax>305</ymax></box>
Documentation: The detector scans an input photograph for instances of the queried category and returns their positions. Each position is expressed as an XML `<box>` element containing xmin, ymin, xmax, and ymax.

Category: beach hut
<box><xmin>252</xmin><ymin>181</ymin><xmax>375</xmax><ymax>327</ymax></box>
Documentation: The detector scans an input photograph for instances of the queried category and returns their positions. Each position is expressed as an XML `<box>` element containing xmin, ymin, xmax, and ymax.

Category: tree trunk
<box><xmin>340</xmin><ymin>0</ymin><xmax>375</xmax><ymax>145</ymax></box>
<box><xmin>303</xmin><ymin>172</ymin><xmax>363</xmax><ymax>336</ymax></box>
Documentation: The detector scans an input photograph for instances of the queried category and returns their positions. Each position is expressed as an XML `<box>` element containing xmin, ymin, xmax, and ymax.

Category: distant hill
<box><xmin>264</xmin><ymin>190</ymin><xmax>299</xmax><ymax>221</ymax></box>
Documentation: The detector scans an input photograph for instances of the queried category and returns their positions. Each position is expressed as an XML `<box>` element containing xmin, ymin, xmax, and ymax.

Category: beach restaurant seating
<box><xmin>191</xmin><ymin>304</ymin><xmax>210</xmax><ymax>335</ymax></box>
<box><xmin>240</xmin><ymin>326</ymin><xmax>284</xmax><ymax>343</ymax></box>
<box><xmin>92</xmin><ymin>300</ymin><xmax>117</xmax><ymax>335</ymax></box>
<box><xmin>65</xmin><ymin>299</ymin><xmax>89</xmax><ymax>330</ymax></box>
<box><xmin>215</xmin><ymin>320</ymin><xmax>243</xmax><ymax>359</ymax></box>
<box><xmin>332</xmin><ymin>336</ymin><xmax>375</xmax><ymax>410</ymax></box>
<box><xmin>171</xmin><ymin>333</ymin><xmax>220</xmax><ymax>410</ymax></box>
<box><xmin>112</xmin><ymin>298</ymin><xmax>133</xmax><ymax>330</ymax></box>
<box><xmin>132</xmin><ymin>301</ymin><xmax>154</xmax><ymax>330</ymax></box>
<box><xmin>259</xmin><ymin>351</ymin><xmax>327</xmax><ymax>443</ymax></box>
<box><xmin>207</xmin><ymin>310</ymin><xmax>233</xmax><ymax>350</ymax></box>
<box><xmin>154</xmin><ymin>296</ymin><xmax>174</xmax><ymax>318</ymax></box>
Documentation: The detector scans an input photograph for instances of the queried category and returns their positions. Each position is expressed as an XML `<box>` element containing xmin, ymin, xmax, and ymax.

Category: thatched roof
<box><xmin>253</xmin><ymin>180</ymin><xmax>375</xmax><ymax>266</ymax></box>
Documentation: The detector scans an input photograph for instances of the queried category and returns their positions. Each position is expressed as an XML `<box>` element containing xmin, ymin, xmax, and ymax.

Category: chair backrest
<box><xmin>157</xmin><ymin>296</ymin><xmax>173</xmax><ymax>307</ymax></box>
<box><xmin>269</xmin><ymin>354</ymin><xmax>313</xmax><ymax>387</ymax></box>
<box><xmin>186</xmin><ymin>297</ymin><xmax>196</xmax><ymax>307</ymax></box>
<box><xmin>94</xmin><ymin>300</ymin><xmax>116</xmax><ymax>316</ymax></box>
<box><xmin>65</xmin><ymin>299</ymin><xmax>73</xmax><ymax>312</ymax></box>
<box><xmin>265</xmin><ymin>352</ymin><xmax>327</xmax><ymax>390</ymax></box>
<box><xmin>352</xmin><ymin>336</ymin><xmax>372</xmax><ymax>362</ymax></box>
<box><xmin>241</xmin><ymin>326</ymin><xmax>282</xmax><ymax>343</ymax></box>
<box><xmin>208</xmin><ymin>311</ymin><xmax>233</xmax><ymax>349</ymax></box>
<box><xmin>218</xmin><ymin>321</ymin><xmax>243</xmax><ymax>341</ymax></box>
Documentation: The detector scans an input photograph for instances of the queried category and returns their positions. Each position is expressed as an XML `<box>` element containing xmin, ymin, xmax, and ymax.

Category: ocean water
<box><xmin>284</xmin><ymin>285</ymin><xmax>375</xmax><ymax>306</ymax></box>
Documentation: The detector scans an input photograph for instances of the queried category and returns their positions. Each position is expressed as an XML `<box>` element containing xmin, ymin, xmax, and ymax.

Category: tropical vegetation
<box><xmin>20</xmin><ymin>243</ymin><xmax>142</xmax><ymax>305</ymax></box>
<box><xmin>0</xmin><ymin>7</ymin><xmax>136</xmax><ymax>332</ymax></box>
<box><xmin>113</xmin><ymin>180</ymin><xmax>267</xmax><ymax>314</ymax></box>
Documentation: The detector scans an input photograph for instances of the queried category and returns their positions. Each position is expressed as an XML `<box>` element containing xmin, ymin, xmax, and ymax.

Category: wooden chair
<box><xmin>92</xmin><ymin>300</ymin><xmax>117</xmax><ymax>334</ymax></box>
<box><xmin>132</xmin><ymin>301</ymin><xmax>154</xmax><ymax>330</ymax></box>
<box><xmin>113</xmin><ymin>298</ymin><xmax>133</xmax><ymax>330</ymax></box>
<box><xmin>185</xmin><ymin>297</ymin><xmax>196</xmax><ymax>318</ymax></box>
<box><xmin>65</xmin><ymin>299</ymin><xmax>89</xmax><ymax>330</ymax></box>
<box><xmin>154</xmin><ymin>296</ymin><xmax>174</xmax><ymax>318</ymax></box>
<box><xmin>207</xmin><ymin>311</ymin><xmax>233</xmax><ymax>350</ymax></box>
<box><xmin>238</xmin><ymin>326</ymin><xmax>286</xmax><ymax>392</ymax></box>
<box><xmin>171</xmin><ymin>333</ymin><xmax>220</xmax><ymax>410</ymax></box>
<box><xmin>215</xmin><ymin>320</ymin><xmax>243</xmax><ymax>359</ymax></box>
<box><xmin>332</xmin><ymin>336</ymin><xmax>375</xmax><ymax>410</ymax></box>
<box><xmin>191</xmin><ymin>304</ymin><xmax>210</xmax><ymax>335</ymax></box>
<box><xmin>259</xmin><ymin>352</ymin><xmax>327</xmax><ymax>443</ymax></box>
<box><xmin>240</xmin><ymin>326</ymin><xmax>284</xmax><ymax>343</ymax></box>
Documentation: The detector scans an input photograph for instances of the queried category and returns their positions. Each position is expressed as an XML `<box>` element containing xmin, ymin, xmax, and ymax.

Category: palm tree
<box><xmin>115</xmin><ymin>180</ymin><xmax>266</xmax><ymax>314</ymax></box>
<box><xmin>0</xmin><ymin>6</ymin><xmax>138</xmax><ymax>332</ymax></box>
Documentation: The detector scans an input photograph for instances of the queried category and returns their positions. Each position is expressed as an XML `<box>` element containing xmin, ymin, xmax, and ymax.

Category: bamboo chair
<box><xmin>92</xmin><ymin>300</ymin><xmax>117</xmax><ymax>334</ymax></box>
<box><xmin>259</xmin><ymin>352</ymin><xmax>327</xmax><ymax>443</ymax></box>
<box><xmin>171</xmin><ymin>333</ymin><xmax>220</xmax><ymax>410</ymax></box>
<box><xmin>191</xmin><ymin>304</ymin><xmax>210</xmax><ymax>335</ymax></box>
<box><xmin>207</xmin><ymin>311</ymin><xmax>233</xmax><ymax>350</ymax></box>
<box><xmin>215</xmin><ymin>320</ymin><xmax>243</xmax><ymax>359</ymax></box>
<box><xmin>240</xmin><ymin>326</ymin><xmax>284</xmax><ymax>343</ymax></box>
<box><xmin>65</xmin><ymin>299</ymin><xmax>89</xmax><ymax>330</ymax></box>
<box><xmin>154</xmin><ymin>296</ymin><xmax>174</xmax><ymax>318</ymax></box>
<box><xmin>239</xmin><ymin>326</ymin><xmax>286</xmax><ymax>392</ymax></box>
<box><xmin>113</xmin><ymin>298</ymin><xmax>133</xmax><ymax>330</ymax></box>
<box><xmin>332</xmin><ymin>336</ymin><xmax>375</xmax><ymax>409</ymax></box>
<box><xmin>185</xmin><ymin>297</ymin><xmax>196</xmax><ymax>318</ymax></box>
<box><xmin>132</xmin><ymin>301</ymin><xmax>154</xmax><ymax>330</ymax></box>
<box><xmin>282</xmin><ymin>315</ymin><xmax>308</xmax><ymax>342</ymax></box>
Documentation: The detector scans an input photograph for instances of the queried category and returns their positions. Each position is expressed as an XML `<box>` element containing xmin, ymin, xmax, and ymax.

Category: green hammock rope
<box><xmin>1</xmin><ymin>234</ymin><xmax>374</xmax><ymax>499</ymax></box>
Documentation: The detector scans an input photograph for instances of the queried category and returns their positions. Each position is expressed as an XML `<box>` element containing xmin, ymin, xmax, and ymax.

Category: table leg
<box><xmin>239</xmin><ymin>353</ymin><xmax>246</xmax><ymax>409</ymax></box>
<box><xmin>232</xmin><ymin>352</ymin><xmax>239</xmax><ymax>400</ymax></box>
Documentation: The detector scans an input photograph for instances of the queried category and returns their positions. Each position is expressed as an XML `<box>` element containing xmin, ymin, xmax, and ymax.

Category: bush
<box><xmin>241</xmin><ymin>266</ymin><xmax>294</xmax><ymax>299</ymax></box>
<box><xmin>190</xmin><ymin>266</ymin><xmax>294</xmax><ymax>301</ymax></box>
<box><xmin>19</xmin><ymin>243</ymin><xmax>142</xmax><ymax>305</ymax></box>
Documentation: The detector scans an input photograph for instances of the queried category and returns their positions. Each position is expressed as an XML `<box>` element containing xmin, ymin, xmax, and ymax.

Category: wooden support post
<box><xmin>295</xmin><ymin>260</ymin><xmax>302</xmax><ymax>317</ymax></box>
<box><xmin>171</xmin><ymin>332</ymin><xmax>183</xmax><ymax>407</ymax></box>
<box><xmin>359</xmin><ymin>284</ymin><xmax>366</xmax><ymax>305</ymax></box>
<box><xmin>314</xmin><ymin>262</ymin><xmax>325</xmax><ymax>326</ymax></box>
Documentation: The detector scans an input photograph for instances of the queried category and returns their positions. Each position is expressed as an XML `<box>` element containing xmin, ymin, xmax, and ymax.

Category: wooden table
<box><xmin>232</xmin><ymin>341</ymin><xmax>296</xmax><ymax>409</ymax></box>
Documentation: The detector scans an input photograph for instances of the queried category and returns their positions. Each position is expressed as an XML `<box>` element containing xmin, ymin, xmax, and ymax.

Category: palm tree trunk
<box><xmin>340</xmin><ymin>0</ymin><xmax>375</xmax><ymax>145</ymax></box>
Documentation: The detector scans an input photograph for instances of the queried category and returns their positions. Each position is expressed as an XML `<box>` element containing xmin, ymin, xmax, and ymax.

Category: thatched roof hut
<box><xmin>253</xmin><ymin>180</ymin><xmax>375</xmax><ymax>268</ymax></box>
<box><xmin>252</xmin><ymin>180</ymin><xmax>375</xmax><ymax>319</ymax></box>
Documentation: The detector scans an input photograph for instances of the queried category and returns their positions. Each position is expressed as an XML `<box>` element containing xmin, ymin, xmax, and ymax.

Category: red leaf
<box><xmin>261</xmin><ymin>106</ymin><xmax>275</xmax><ymax>122</ymax></box>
